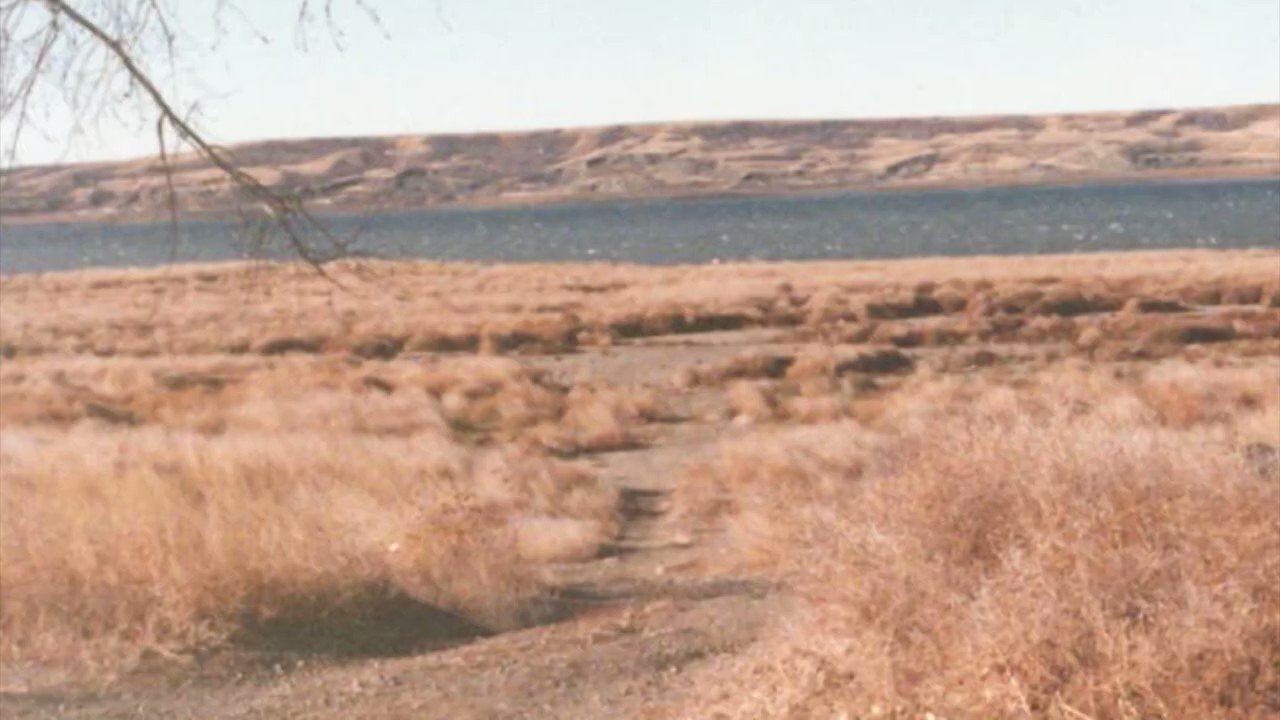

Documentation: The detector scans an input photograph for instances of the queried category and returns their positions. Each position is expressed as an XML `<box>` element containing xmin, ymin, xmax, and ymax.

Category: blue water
<box><xmin>1</xmin><ymin>178</ymin><xmax>1277</xmax><ymax>274</ymax></box>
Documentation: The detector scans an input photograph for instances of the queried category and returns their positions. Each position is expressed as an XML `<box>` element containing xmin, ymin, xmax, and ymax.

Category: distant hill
<box><xmin>2</xmin><ymin>104</ymin><xmax>1277</xmax><ymax>225</ymax></box>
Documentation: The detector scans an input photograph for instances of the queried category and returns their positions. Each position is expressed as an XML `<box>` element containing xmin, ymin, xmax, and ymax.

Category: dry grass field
<box><xmin>1</xmin><ymin>248</ymin><xmax>1278</xmax><ymax>718</ymax></box>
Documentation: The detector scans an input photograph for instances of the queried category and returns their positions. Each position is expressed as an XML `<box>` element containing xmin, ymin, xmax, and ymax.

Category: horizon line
<box><xmin>9</xmin><ymin>99</ymin><xmax>1278</xmax><ymax>171</ymax></box>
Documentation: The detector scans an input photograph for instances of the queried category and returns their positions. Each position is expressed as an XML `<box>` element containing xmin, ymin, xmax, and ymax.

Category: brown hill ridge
<box><xmin>2</xmin><ymin>104</ymin><xmax>1277</xmax><ymax>224</ymax></box>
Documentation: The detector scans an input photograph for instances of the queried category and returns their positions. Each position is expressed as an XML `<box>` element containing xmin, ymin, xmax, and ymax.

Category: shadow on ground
<box><xmin>232</xmin><ymin>587</ymin><xmax>492</xmax><ymax>659</ymax></box>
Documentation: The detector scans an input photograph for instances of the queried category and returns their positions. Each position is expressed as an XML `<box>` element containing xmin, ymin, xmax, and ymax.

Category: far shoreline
<box><xmin>4</xmin><ymin>165</ymin><xmax>1278</xmax><ymax>230</ymax></box>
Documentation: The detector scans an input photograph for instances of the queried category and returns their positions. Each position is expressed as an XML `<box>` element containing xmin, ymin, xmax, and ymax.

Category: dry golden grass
<box><xmin>1</xmin><ymin>249</ymin><xmax>1277</xmax><ymax>360</ymax></box>
<box><xmin>0</xmin><ymin>353</ymin><xmax>666</xmax><ymax>451</ymax></box>
<box><xmin>0</xmin><ymin>424</ymin><xmax>615</xmax><ymax>676</ymax></box>
<box><xmin>678</xmin><ymin>359</ymin><xmax>1280</xmax><ymax>719</ymax></box>
<box><xmin>0</xmin><ymin>351</ymin><xmax>626</xmax><ymax>682</ymax></box>
<box><xmin>2</xmin><ymin>249</ymin><xmax>1278</xmax><ymax>709</ymax></box>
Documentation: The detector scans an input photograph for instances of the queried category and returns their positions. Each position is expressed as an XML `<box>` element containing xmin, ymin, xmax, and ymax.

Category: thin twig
<box><xmin>2</xmin><ymin>16</ymin><xmax>58</xmax><ymax>163</ymax></box>
<box><xmin>42</xmin><ymin>0</ymin><xmax>347</xmax><ymax>280</ymax></box>
<box><xmin>155</xmin><ymin>113</ymin><xmax>179</xmax><ymax>263</ymax></box>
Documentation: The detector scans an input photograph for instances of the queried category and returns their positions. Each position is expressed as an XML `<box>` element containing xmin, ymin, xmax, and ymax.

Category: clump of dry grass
<box><xmin>0</xmin><ymin>353</ymin><xmax>672</xmax><ymax>449</ymax></box>
<box><xmin>0</xmin><ymin>418</ymin><xmax>615</xmax><ymax>681</ymax></box>
<box><xmin>0</xmin><ymin>346</ymin><xmax>702</xmax><ymax>682</ymax></box>
<box><xmin>722</xmin><ymin>377</ymin><xmax>856</xmax><ymax>425</ymax></box>
<box><xmin>685</xmin><ymin>352</ymin><xmax>796</xmax><ymax>386</ymax></box>
<box><xmin>679</xmin><ymin>361</ymin><xmax>1280</xmax><ymax>718</ymax></box>
<box><xmin>525</xmin><ymin>384</ymin><xmax>668</xmax><ymax>454</ymax></box>
<box><xmin>725</xmin><ymin>380</ymin><xmax>781</xmax><ymax>423</ymax></box>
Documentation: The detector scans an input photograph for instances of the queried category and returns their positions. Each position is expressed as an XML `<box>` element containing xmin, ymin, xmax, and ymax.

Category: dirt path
<box><xmin>1</xmin><ymin>339</ymin><xmax>790</xmax><ymax>720</ymax></box>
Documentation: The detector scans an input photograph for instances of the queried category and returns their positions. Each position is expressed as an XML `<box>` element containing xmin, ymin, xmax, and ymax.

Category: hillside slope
<box><xmin>2</xmin><ymin>104</ymin><xmax>1277</xmax><ymax>224</ymax></box>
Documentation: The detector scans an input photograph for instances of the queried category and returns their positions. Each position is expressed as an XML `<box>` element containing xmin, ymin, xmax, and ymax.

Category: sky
<box><xmin>10</xmin><ymin>0</ymin><xmax>1280</xmax><ymax>165</ymax></box>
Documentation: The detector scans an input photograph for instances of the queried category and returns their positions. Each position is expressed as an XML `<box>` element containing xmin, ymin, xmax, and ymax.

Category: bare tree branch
<box><xmin>44</xmin><ymin>0</ymin><xmax>342</xmax><ymax>271</ymax></box>
<box><xmin>2</xmin><ymin>0</ymin><xmax>386</xmax><ymax>278</ymax></box>
<box><xmin>155</xmin><ymin>113</ymin><xmax>178</xmax><ymax>262</ymax></box>
<box><xmin>1</xmin><ymin>8</ymin><xmax>59</xmax><ymax>161</ymax></box>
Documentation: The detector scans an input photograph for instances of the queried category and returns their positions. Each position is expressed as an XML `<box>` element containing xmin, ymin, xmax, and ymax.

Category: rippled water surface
<box><xmin>2</xmin><ymin>179</ymin><xmax>1277</xmax><ymax>274</ymax></box>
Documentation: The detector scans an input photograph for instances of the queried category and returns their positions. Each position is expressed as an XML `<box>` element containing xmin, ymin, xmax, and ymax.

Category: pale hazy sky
<box><xmin>14</xmin><ymin>0</ymin><xmax>1280</xmax><ymax>164</ymax></box>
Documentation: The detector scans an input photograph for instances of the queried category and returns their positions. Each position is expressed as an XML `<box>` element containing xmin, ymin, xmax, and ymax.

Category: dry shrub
<box><xmin>863</xmin><ymin>293</ymin><xmax>944</xmax><ymax>319</ymax></box>
<box><xmin>932</xmin><ymin>287</ymin><xmax>969</xmax><ymax>313</ymax></box>
<box><xmin>991</xmin><ymin>286</ymin><xmax>1046</xmax><ymax>314</ymax></box>
<box><xmin>1122</xmin><ymin>296</ymin><xmax>1189</xmax><ymax>314</ymax></box>
<box><xmin>606</xmin><ymin>307</ymin><xmax>755</xmax><ymax>340</ymax></box>
<box><xmin>1128</xmin><ymin>360</ymin><xmax>1280</xmax><ymax>433</ymax></box>
<box><xmin>257</xmin><ymin>335</ymin><xmax>327</xmax><ymax>356</ymax></box>
<box><xmin>350</xmin><ymin>333</ymin><xmax>408</xmax><ymax>359</ymax></box>
<box><xmin>224</xmin><ymin>390</ymin><xmax>451</xmax><ymax>436</ymax></box>
<box><xmin>673</xmin><ymin>423</ymin><xmax>875</xmax><ymax>541</ymax></box>
<box><xmin>692</xmin><ymin>352</ymin><xmax>796</xmax><ymax>386</ymax></box>
<box><xmin>920</xmin><ymin>323</ymin><xmax>971</xmax><ymax>346</ymax></box>
<box><xmin>680</xmin><ymin>366</ymin><xmax>1280</xmax><ymax>718</ymax></box>
<box><xmin>528</xmin><ymin>385</ymin><xmax>665</xmax><ymax>454</ymax></box>
<box><xmin>1022</xmin><ymin>314</ymin><xmax>1078</xmax><ymax>343</ymax></box>
<box><xmin>869</xmin><ymin>323</ymin><xmax>923</xmax><ymax>348</ymax></box>
<box><xmin>1029</xmin><ymin>289</ymin><xmax>1121</xmax><ymax>316</ymax></box>
<box><xmin>804</xmin><ymin>289</ymin><xmax>857</xmax><ymax>326</ymax></box>
<box><xmin>940</xmin><ymin>347</ymin><xmax>1001</xmax><ymax>372</ymax></box>
<box><xmin>1145</xmin><ymin>320</ymin><xmax>1238</xmax><ymax>346</ymax></box>
<box><xmin>973</xmin><ymin>314</ymin><xmax>1028</xmax><ymax>341</ymax></box>
<box><xmin>407</xmin><ymin>330</ymin><xmax>481</xmax><ymax>354</ymax></box>
<box><xmin>834</xmin><ymin>349</ymin><xmax>915</xmax><ymax>375</ymax></box>
<box><xmin>1181</xmin><ymin>282</ymin><xmax>1225</xmax><ymax>306</ymax></box>
<box><xmin>725</xmin><ymin>377</ymin><xmax>851</xmax><ymax>425</ymax></box>
<box><xmin>0</xmin><ymin>355</ymin><xmax>571</xmax><ymax>440</ymax></box>
<box><xmin>668</xmin><ymin>365</ymin><xmax>700</xmax><ymax>390</ymax></box>
<box><xmin>435</xmin><ymin>372</ymin><xmax>562</xmax><ymax>437</ymax></box>
<box><xmin>726</xmin><ymin>380</ymin><xmax>780</xmax><ymax>423</ymax></box>
<box><xmin>839</xmin><ymin>322</ymin><xmax>879</xmax><ymax>344</ymax></box>
<box><xmin>780</xmin><ymin>394</ymin><xmax>849</xmax><ymax>423</ymax></box>
<box><xmin>481</xmin><ymin>315</ymin><xmax>581</xmax><ymax>354</ymax></box>
<box><xmin>1223</xmin><ymin>284</ymin><xmax>1264</xmax><ymax>305</ymax></box>
<box><xmin>1075</xmin><ymin>325</ymin><xmax>1106</xmax><ymax>352</ymax></box>
<box><xmin>784</xmin><ymin>346</ymin><xmax>841</xmax><ymax>394</ymax></box>
<box><xmin>0</xmin><ymin>425</ymin><xmax>614</xmax><ymax>678</ymax></box>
